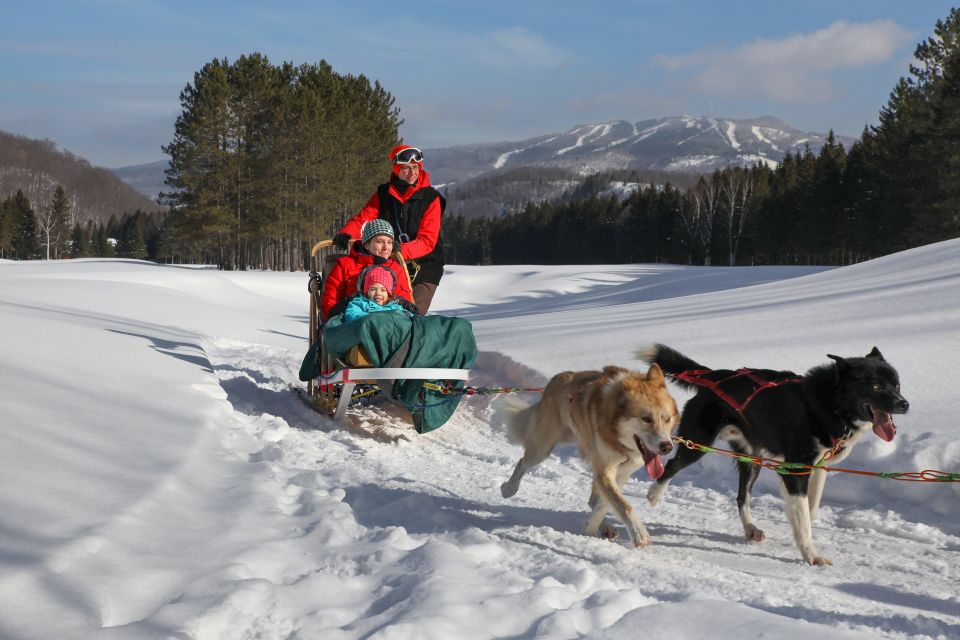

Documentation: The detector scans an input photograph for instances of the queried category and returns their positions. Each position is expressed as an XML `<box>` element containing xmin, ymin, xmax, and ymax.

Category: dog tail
<box><xmin>495</xmin><ymin>394</ymin><xmax>538</xmax><ymax>445</ymax></box>
<box><xmin>636</xmin><ymin>343</ymin><xmax>709</xmax><ymax>390</ymax></box>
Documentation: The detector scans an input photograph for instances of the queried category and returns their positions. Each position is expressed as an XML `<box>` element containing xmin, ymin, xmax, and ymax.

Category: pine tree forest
<box><xmin>161</xmin><ymin>54</ymin><xmax>403</xmax><ymax>270</ymax></box>
<box><xmin>2</xmin><ymin>9</ymin><xmax>959</xmax><ymax>269</ymax></box>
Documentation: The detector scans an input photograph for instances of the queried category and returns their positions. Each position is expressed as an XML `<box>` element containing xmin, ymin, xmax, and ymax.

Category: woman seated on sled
<box><xmin>320</xmin><ymin>219</ymin><xmax>417</xmax><ymax>322</ymax></box>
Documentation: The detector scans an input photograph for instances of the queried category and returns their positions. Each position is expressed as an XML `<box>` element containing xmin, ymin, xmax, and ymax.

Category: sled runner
<box><xmin>298</xmin><ymin>238</ymin><xmax>475</xmax><ymax>433</ymax></box>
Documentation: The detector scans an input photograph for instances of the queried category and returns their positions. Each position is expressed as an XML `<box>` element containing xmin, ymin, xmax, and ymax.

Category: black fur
<box><xmin>638</xmin><ymin>343</ymin><xmax>909</xmax><ymax>564</ymax></box>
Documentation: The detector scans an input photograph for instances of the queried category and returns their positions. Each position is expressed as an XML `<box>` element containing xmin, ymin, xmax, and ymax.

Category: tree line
<box><xmin>445</xmin><ymin>9</ymin><xmax>960</xmax><ymax>266</ymax></box>
<box><xmin>0</xmin><ymin>188</ymin><xmax>162</xmax><ymax>260</ymax></box>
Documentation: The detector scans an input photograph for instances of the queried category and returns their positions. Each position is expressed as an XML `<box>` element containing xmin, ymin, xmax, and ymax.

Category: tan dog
<box><xmin>500</xmin><ymin>365</ymin><xmax>679</xmax><ymax>547</ymax></box>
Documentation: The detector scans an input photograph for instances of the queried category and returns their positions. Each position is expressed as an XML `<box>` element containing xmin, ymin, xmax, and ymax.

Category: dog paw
<box><xmin>647</xmin><ymin>483</ymin><xmax>667</xmax><ymax>507</ymax></box>
<box><xmin>808</xmin><ymin>555</ymin><xmax>833</xmax><ymax>567</ymax></box>
<box><xmin>631</xmin><ymin>534</ymin><xmax>652</xmax><ymax>549</ymax></box>
<box><xmin>744</xmin><ymin>525</ymin><xmax>765</xmax><ymax>542</ymax></box>
<box><xmin>500</xmin><ymin>481</ymin><xmax>517</xmax><ymax>498</ymax></box>
<box><xmin>598</xmin><ymin>521</ymin><xmax>619</xmax><ymax>540</ymax></box>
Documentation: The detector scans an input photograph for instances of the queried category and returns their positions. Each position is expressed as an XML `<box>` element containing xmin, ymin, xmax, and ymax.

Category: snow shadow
<box><xmin>757</xmin><ymin>602</ymin><xmax>958</xmax><ymax>639</ymax></box>
<box><xmin>834</xmin><ymin>582</ymin><xmax>960</xmax><ymax>618</ymax></box>
<box><xmin>214</xmin><ymin>371</ymin><xmax>324</xmax><ymax>432</ymax></box>
<box><xmin>108</xmin><ymin>329</ymin><xmax>213</xmax><ymax>373</ymax></box>
<box><xmin>345</xmin><ymin>481</ymin><xmax>595</xmax><ymax>539</ymax></box>
<box><xmin>342</xmin><ymin>482</ymin><xmax>800</xmax><ymax>564</ymax></box>
<box><xmin>443</xmin><ymin>266</ymin><xmax>826</xmax><ymax>321</ymax></box>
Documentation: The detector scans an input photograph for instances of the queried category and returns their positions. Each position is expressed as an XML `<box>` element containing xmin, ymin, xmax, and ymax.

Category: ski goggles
<box><xmin>393</xmin><ymin>147</ymin><xmax>423</xmax><ymax>165</ymax></box>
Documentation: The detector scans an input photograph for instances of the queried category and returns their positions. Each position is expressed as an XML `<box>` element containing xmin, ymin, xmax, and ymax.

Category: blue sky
<box><xmin>1</xmin><ymin>1</ymin><xmax>955</xmax><ymax>168</ymax></box>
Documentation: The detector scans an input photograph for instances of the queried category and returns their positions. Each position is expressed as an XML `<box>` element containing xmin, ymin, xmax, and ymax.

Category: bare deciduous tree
<box><xmin>721</xmin><ymin>168</ymin><xmax>758</xmax><ymax>265</ymax></box>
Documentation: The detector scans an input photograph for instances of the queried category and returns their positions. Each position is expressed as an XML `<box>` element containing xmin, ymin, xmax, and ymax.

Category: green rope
<box><xmin>422</xmin><ymin>382</ymin><xmax>545</xmax><ymax>396</ymax></box>
<box><xmin>672</xmin><ymin>435</ymin><xmax>960</xmax><ymax>482</ymax></box>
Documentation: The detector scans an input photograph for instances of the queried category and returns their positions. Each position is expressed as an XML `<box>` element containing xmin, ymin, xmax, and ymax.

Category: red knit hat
<box><xmin>362</xmin><ymin>265</ymin><xmax>397</xmax><ymax>295</ymax></box>
<box><xmin>390</xmin><ymin>144</ymin><xmax>410</xmax><ymax>159</ymax></box>
<box><xmin>390</xmin><ymin>144</ymin><xmax>423</xmax><ymax>178</ymax></box>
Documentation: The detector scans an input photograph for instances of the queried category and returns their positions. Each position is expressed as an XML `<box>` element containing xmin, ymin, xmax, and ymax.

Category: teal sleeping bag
<box><xmin>319</xmin><ymin>311</ymin><xmax>477</xmax><ymax>433</ymax></box>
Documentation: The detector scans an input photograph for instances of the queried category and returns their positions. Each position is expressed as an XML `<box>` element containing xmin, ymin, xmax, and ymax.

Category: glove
<box><xmin>397</xmin><ymin>297</ymin><xmax>420</xmax><ymax>315</ymax></box>
<box><xmin>332</xmin><ymin>232</ymin><xmax>351</xmax><ymax>251</ymax></box>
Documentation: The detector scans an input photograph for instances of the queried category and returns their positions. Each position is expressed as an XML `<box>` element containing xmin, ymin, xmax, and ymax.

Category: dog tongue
<box><xmin>643</xmin><ymin>449</ymin><xmax>665</xmax><ymax>480</ymax></box>
<box><xmin>872</xmin><ymin>408</ymin><xmax>896</xmax><ymax>442</ymax></box>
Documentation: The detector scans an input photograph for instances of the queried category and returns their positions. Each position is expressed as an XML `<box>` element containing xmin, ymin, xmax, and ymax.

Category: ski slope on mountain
<box><xmin>0</xmin><ymin>242</ymin><xmax>958</xmax><ymax>639</ymax></box>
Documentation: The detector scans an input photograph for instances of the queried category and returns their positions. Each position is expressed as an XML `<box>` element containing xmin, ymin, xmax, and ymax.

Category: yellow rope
<box><xmin>671</xmin><ymin>436</ymin><xmax>960</xmax><ymax>482</ymax></box>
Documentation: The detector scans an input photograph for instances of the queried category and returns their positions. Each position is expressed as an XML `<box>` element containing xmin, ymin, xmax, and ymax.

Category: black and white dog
<box><xmin>638</xmin><ymin>344</ymin><xmax>909</xmax><ymax>566</ymax></box>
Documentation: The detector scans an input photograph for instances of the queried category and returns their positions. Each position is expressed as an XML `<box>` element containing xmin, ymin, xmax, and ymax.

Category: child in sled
<box><xmin>341</xmin><ymin>264</ymin><xmax>418</xmax><ymax>323</ymax></box>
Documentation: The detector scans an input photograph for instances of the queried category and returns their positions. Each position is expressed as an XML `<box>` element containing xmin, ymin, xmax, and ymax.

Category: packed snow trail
<box><xmin>197</xmin><ymin>339</ymin><xmax>960</xmax><ymax>639</ymax></box>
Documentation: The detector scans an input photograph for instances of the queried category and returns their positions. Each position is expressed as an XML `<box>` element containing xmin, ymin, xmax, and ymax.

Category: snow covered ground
<box><xmin>1</xmin><ymin>242</ymin><xmax>958</xmax><ymax>639</ymax></box>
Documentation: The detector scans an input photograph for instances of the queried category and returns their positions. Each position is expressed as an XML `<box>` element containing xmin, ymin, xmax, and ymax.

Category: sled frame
<box><xmin>318</xmin><ymin>367</ymin><xmax>470</xmax><ymax>420</ymax></box>
<box><xmin>306</xmin><ymin>237</ymin><xmax>468</xmax><ymax>421</ymax></box>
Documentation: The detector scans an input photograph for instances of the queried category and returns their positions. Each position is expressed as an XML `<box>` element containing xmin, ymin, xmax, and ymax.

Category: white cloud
<box><xmin>466</xmin><ymin>26</ymin><xmax>568</xmax><ymax>70</ymax></box>
<box><xmin>655</xmin><ymin>20</ymin><xmax>915</xmax><ymax>103</ymax></box>
<box><xmin>489</xmin><ymin>26</ymin><xmax>566</xmax><ymax>67</ymax></box>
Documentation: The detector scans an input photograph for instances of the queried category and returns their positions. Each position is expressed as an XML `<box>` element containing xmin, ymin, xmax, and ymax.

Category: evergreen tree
<box><xmin>851</xmin><ymin>79</ymin><xmax>921</xmax><ymax>254</ymax></box>
<box><xmin>91</xmin><ymin>222</ymin><xmax>113</xmax><ymax>257</ymax></box>
<box><xmin>12</xmin><ymin>190</ymin><xmax>39</xmax><ymax>260</ymax></box>
<box><xmin>851</xmin><ymin>8</ymin><xmax>960</xmax><ymax>248</ymax></box>
<box><xmin>70</xmin><ymin>223</ymin><xmax>90</xmax><ymax>258</ymax></box>
<box><xmin>805</xmin><ymin>132</ymin><xmax>848</xmax><ymax>263</ymax></box>
<box><xmin>163</xmin><ymin>58</ymin><xmax>235</xmax><ymax>267</ymax></box>
<box><xmin>118</xmin><ymin>210</ymin><xmax>149</xmax><ymax>259</ymax></box>
<box><xmin>913</xmin><ymin>9</ymin><xmax>960</xmax><ymax>240</ymax></box>
<box><xmin>144</xmin><ymin>212</ymin><xmax>163</xmax><ymax>261</ymax></box>
<box><xmin>0</xmin><ymin>197</ymin><xmax>13</xmax><ymax>258</ymax></box>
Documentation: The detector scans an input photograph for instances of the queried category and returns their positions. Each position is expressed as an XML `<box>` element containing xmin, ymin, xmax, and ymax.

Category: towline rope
<box><xmin>671</xmin><ymin>435</ymin><xmax>960</xmax><ymax>483</ymax></box>
<box><xmin>403</xmin><ymin>384</ymin><xmax>960</xmax><ymax>483</ymax></box>
<box><xmin>421</xmin><ymin>382</ymin><xmax>545</xmax><ymax>395</ymax></box>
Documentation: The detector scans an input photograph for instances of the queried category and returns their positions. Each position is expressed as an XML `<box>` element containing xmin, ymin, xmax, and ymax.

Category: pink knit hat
<box><xmin>362</xmin><ymin>266</ymin><xmax>396</xmax><ymax>295</ymax></box>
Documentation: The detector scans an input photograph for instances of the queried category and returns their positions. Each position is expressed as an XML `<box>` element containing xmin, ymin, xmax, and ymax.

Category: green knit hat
<box><xmin>361</xmin><ymin>219</ymin><xmax>395</xmax><ymax>244</ymax></box>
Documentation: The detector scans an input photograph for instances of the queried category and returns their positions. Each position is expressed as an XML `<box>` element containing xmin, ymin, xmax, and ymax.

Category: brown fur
<box><xmin>500</xmin><ymin>365</ymin><xmax>679</xmax><ymax>547</ymax></box>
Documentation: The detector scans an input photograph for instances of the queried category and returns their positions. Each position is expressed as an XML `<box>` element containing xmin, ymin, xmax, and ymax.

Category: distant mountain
<box><xmin>111</xmin><ymin>160</ymin><xmax>169</xmax><ymax>201</ymax></box>
<box><xmin>107</xmin><ymin>116</ymin><xmax>857</xmax><ymax>220</ymax></box>
<box><xmin>0</xmin><ymin>130</ymin><xmax>162</xmax><ymax>225</ymax></box>
<box><xmin>424</xmin><ymin>115</ymin><xmax>857</xmax><ymax>187</ymax></box>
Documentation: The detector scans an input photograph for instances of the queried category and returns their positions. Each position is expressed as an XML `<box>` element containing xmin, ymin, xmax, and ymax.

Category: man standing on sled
<box><xmin>333</xmin><ymin>144</ymin><xmax>445</xmax><ymax>314</ymax></box>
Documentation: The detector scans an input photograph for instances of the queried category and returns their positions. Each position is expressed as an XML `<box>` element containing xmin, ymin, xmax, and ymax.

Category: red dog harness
<box><xmin>675</xmin><ymin>368</ymin><xmax>853</xmax><ymax>463</ymax></box>
<box><xmin>673</xmin><ymin>368</ymin><xmax>803</xmax><ymax>412</ymax></box>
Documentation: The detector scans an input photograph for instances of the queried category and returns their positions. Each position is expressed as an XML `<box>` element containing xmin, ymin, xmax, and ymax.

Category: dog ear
<box><xmin>865</xmin><ymin>346</ymin><xmax>885</xmax><ymax>360</ymax></box>
<box><xmin>646</xmin><ymin>363</ymin><xmax>666</xmax><ymax>386</ymax></box>
<box><xmin>826</xmin><ymin>354</ymin><xmax>849</xmax><ymax>373</ymax></box>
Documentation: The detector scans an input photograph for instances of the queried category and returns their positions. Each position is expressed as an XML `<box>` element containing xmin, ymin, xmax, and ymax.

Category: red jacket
<box><xmin>320</xmin><ymin>248</ymin><xmax>413</xmax><ymax>320</ymax></box>
<box><xmin>339</xmin><ymin>169</ymin><xmax>442</xmax><ymax>261</ymax></box>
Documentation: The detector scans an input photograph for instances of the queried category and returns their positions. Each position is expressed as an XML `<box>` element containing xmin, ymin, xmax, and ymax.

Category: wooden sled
<box><xmin>304</xmin><ymin>237</ymin><xmax>470</xmax><ymax>421</ymax></box>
